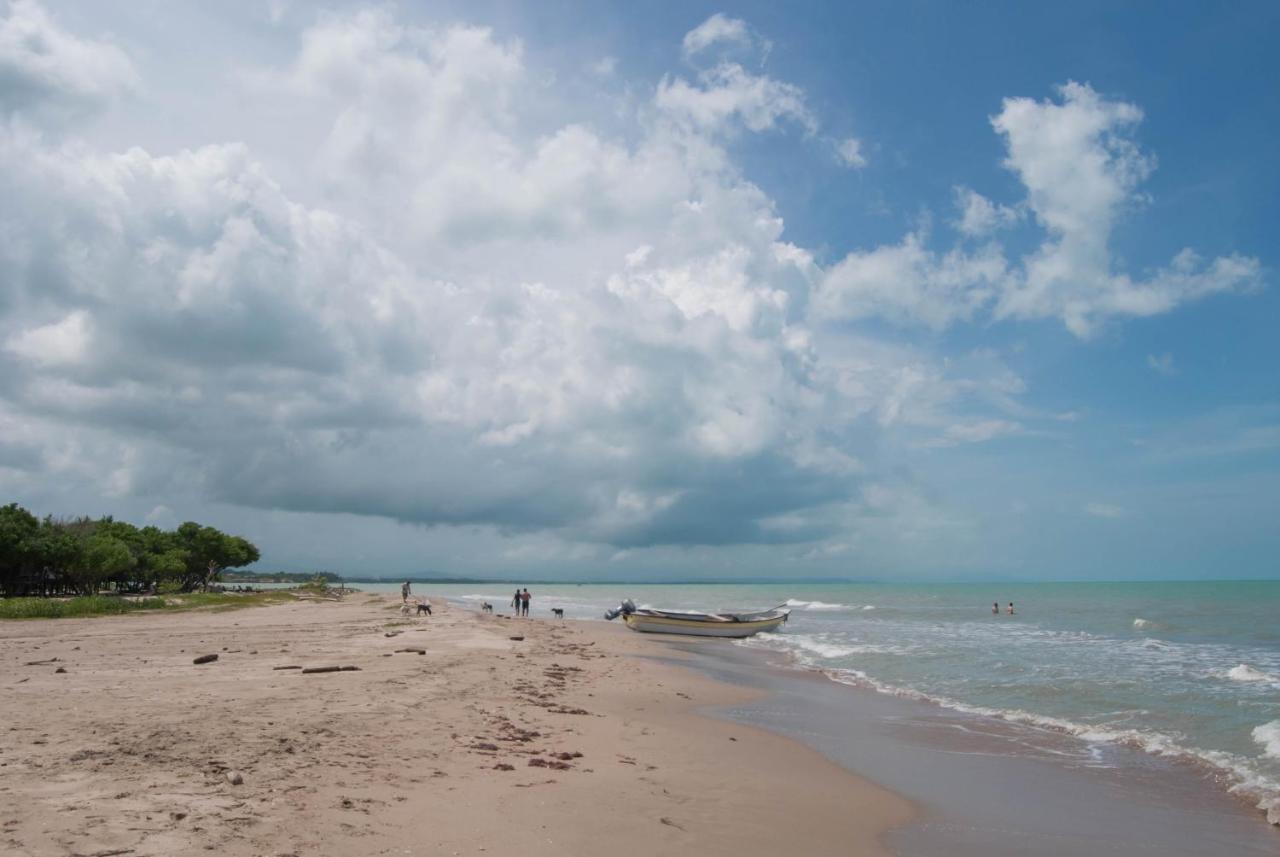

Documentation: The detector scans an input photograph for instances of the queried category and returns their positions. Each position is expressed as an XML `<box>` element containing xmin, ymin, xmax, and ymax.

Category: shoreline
<box><xmin>0</xmin><ymin>594</ymin><xmax>913</xmax><ymax>856</ymax></box>
<box><xmin>660</xmin><ymin>636</ymin><xmax>1280</xmax><ymax>855</ymax></box>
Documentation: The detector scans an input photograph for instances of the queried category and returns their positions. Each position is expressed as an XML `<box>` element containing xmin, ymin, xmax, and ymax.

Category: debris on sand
<box><xmin>300</xmin><ymin>665</ymin><xmax>361</xmax><ymax>674</ymax></box>
<box><xmin>192</xmin><ymin>654</ymin><xmax>219</xmax><ymax>665</ymax></box>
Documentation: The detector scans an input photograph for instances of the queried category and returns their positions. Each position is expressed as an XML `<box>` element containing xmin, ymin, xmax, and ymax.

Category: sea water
<box><xmin>362</xmin><ymin>578</ymin><xmax>1280</xmax><ymax>823</ymax></box>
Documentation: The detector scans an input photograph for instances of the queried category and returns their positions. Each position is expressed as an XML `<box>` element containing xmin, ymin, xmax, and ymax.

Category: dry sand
<box><xmin>1</xmin><ymin>593</ymin><xmax>913</xmax><ymax>856</ymax></box>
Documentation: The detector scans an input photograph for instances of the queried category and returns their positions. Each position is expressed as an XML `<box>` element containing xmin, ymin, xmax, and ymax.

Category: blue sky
<box><xmin>0</xmin><ymin>1</ymin><xmax>1276</xmax><ymax>580</ymax></box>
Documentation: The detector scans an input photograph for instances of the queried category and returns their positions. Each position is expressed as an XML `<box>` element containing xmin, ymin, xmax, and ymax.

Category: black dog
<box><xmin>481</xmin><ymin>602</ymin><xmax>493</xmax><ymax>614</ymax></box>
<box><xmin>551</xmin><ymin>608</ymin><xmax>564</xmax><ymax>620</ymax></box>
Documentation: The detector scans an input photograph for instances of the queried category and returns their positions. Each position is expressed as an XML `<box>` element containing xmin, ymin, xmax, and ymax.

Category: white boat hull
<box><xmin>621</xmin><ymin>612</ymin><xmax>787</xmax><ymax>638</ymax></box>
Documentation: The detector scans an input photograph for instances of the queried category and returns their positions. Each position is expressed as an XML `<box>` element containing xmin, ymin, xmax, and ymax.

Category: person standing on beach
<box><xmin>402</xmin><ymin>581</ymin><xmax>411</xmax><ymax>603</ymax></box>
<box><xmin>521</xmin><ymin>588</ymin><xmax>531</xmax><ymax>617</ymax></box>
<box><xmin>512</xmin><ymin>589</ymin><xmax>522</xmax><ymax>615</ymax></box>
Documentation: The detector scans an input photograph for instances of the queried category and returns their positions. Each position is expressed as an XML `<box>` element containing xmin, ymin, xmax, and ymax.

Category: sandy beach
<box><xmin>1</xmin><ymin>593</ymin><xmax>912</xmax><ymax>857</ymax></box>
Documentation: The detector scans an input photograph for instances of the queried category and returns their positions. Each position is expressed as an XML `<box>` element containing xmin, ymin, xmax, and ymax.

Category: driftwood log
<box><xmin>300</xmin><ymin>665</ymin><xmax>361</xmax><ymax>674</ymax></box>
<box><xmin>192</xmin><ymin>654</ymin><xmax>218</xmax><ymax>665</ymax></box>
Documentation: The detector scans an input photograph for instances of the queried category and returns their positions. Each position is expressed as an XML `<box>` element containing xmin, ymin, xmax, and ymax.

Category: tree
<box><xmin>0</xmin><ymin>503</ymin><xmax>40</xmax><ymax>596</ymax></box>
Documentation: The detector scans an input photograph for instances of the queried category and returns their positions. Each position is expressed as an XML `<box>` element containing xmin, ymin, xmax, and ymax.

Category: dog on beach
<box><xmin>481</xmin><ymin>602</ymin><xmax>494</xmax><ymax>614</ymax></box>
<box><xmin>399</xmin><ymin>603</ymin><xmax>413</xmax><ymax>617</ymax></box>
<box><xmin>551</xmin><ymin>608</ymin><xmax>564</xmax><ymax>620</ymax></box>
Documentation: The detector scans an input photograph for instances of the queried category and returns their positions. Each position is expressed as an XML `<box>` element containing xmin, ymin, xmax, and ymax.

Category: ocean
<box><xmin>358</xmin><ymin>578</ymin><xmax>1280</xmax><ymax>823</ymax></box>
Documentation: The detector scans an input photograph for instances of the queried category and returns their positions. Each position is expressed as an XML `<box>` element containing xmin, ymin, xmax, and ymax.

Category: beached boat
<box><xmin>604</xmin><ymin>599</ymin><xmax>789</xmax><ymax>638</ymax></box>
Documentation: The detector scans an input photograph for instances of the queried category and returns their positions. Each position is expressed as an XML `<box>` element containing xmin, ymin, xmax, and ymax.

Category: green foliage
<box><xmin>0</xmin><ymin>503</ymin><xmax>261</xmax><ymax>598</ymax></box>
<box><xmin>0</xmin><ymin>589</ymin><xmax>293</xmax><ymax>619</ymax></box>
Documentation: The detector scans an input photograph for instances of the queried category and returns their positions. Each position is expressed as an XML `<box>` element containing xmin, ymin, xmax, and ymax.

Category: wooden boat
<box><xmin>604</xmin><ymin>600</ymin><xmax>789</xmax><ymax>638</ymax></box>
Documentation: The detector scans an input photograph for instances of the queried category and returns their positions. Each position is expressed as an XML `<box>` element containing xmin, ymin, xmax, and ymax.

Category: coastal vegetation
<box><xmin>0</xmin><ymin>589</ymin><xmax>293</xmax><ymax>620</ymax></box>
<box><xmin>222</xmin><ymin>570</ymin><xmax>342</xmax><ymax>584</ymax></box>
<box><xmin>0</xmin><ymin>503</ymin><xmax>260</xmax><ymax>598</ymax></box>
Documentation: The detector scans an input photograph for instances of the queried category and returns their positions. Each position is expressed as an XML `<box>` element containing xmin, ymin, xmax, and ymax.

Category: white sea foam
<box><xmin>1132</xmin><ymin>617</ymin><xmax>1151</xmax><ymax>629</ymax></box>
<box><xmin>811</xmin><ymin>665</ymin><xmax>1280</xmax><ymax>825</ymax></box>
<box><xmin>861</xmin><ymin>605</ymin><xmax>876</xmax><ymax>610</ymax></box>
<box><xmin>1254</xmin><ymin>721</ymin><xmax>1280</xmax><ymax>760</ymax></box>
<box><xmin>1227</xmin><ymin>664</ymin><xmax>1278</xmax><ymax>683</ymax></box>
<box><xmin>784</xmin><ymin>599</ymin><xmax>854</xmax><ymax>611</ymax></box>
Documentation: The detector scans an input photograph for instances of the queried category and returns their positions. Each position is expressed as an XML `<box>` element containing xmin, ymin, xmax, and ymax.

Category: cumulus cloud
<box><xmin>954</xmin><ymin>186</ymin><xmax>1018</xmax><ymax>236</ymax></box>
<box><xmin>0</xmin><ymin>6</ymin><xmax>898</xmax><ymax>553</ymax></box>
<box><xmin>0</xmin><ymin>0</ymin><xmax>136</xmax><ymax>119</ymax></box>
<box><xmin>821</xmin><ymin>82</ymin><xmax>1261</xmax><ymax>337</ymax></box>
<box><xmin>816</xmin><ymin>232</ymin><xmax>1010</xmax><ymax>329</ymax></box>
<box><xmin>0</xmin><ymin>8</ymin><xmax>1260</xmax><ymax>573</ymax></box>
<box><xmin>656</xmin><ymin>60</ymin><xmax>816</xmax><ymax>135</ymax></box>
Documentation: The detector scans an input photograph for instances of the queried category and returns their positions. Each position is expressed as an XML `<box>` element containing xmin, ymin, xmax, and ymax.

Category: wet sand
<box><xmin>0</xmin><ymin>594</ymin><xmax>911</xmax><ymax>856</ymax></box>
<box><xmin>670</xmin><ymin>640</ymin><xmax>1280</xmax><ymax>856</ymax></box>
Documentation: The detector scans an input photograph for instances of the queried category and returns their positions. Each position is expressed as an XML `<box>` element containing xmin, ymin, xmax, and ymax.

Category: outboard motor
<box><xmin>604</xmin><ymin>599</ymin><xmax>636</xmax><ymax>621</ymax></box>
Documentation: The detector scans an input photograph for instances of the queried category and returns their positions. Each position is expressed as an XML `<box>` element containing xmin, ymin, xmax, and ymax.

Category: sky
<box><xmin>0</xmin><ymin>0</ymin><xmax>1276</xmax><ymax>581</ymax></box>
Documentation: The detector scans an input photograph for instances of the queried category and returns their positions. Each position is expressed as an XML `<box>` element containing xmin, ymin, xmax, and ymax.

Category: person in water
<box><xmin>512</xmin><ymin>589</ymin><xmax>522</xmax><ymax>615</ymax></box>
<box><xmin>1007</xmin><ymin>602</ymin><xmax>1015</xmax><ymax>615</ymax></box>
<box><xmin>993</xmin><ymin>602</ymin><xmax>999</xmax><ymax>615</ymax></box>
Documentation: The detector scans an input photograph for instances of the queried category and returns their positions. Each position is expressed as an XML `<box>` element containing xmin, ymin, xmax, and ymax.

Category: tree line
<box><xmin>0</xmin><ymin>503</ymin><xmax>260</xmax><ymax>597</ymax></box>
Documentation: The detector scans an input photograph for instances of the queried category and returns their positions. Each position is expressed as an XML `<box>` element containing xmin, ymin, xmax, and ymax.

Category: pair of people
<box><xmin>992</xmin><ymin>601</ymin><xmax>1015</xmax><ymax>615</ymax></box>
<box><xmin>511</xmin><ymin>588</ymin><xmax>531</xmax><ymax>617</ymax></box>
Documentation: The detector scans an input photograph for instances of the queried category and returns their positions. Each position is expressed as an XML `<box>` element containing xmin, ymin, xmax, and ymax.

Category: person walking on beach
<box><xmin>402</xmin><ymin>580</ymin><xmax>411</xmax><ymax>603</ymax></box>
<box><xmin>512</xmin><ymin>589</ymin><xmax>522</xmax><ymax>616</ymax></box>
<box><xmin>521</xmin><ymin>588</ymin><xmax>531</xmax><ymax>617</ymax></box>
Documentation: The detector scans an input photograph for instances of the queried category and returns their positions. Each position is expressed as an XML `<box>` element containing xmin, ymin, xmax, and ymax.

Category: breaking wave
<box><xmin>1254</xmin><ymin>721</ymin><xmax>1280</xmax><ymax>761</ymax></box>
<box><xmin>784</xmin><ymin>599</ymin><xmax>855</xmax><ymax>611</ymax></box>
<box><xmin>1227</xmin><ymin>664</ymin><xmax>1279</xmax><ymax>684</ymax></box>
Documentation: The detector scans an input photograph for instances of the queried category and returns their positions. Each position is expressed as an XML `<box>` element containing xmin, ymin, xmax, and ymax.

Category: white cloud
<box><xmin>0</xmin><ymin>9</ymin><xmax>1261</xmax><ymax>576</ymax></box>
<box><xmin>590</xmin><ymin>55</ymin><xmax>617</xmax><ymax>76</ymax></box>
<box><xmin>1085</xmin><ymin>502</ymin><xmax>1127</xmax><ymax>519</ymax></box>
<box><xmin>1147</xmin><ymin>352</ymin><xmax>1176</xmax><ymax>375</ymax></box>
<box><xmin>819</xmin><ymin>81</ymin><xmax>1261</xmax><ymax>337</ymax></box>
<box><xmin>0</xmin><ymin>0</ymin><xmax>136</xmax><ymax>119</ymax></box>
<box><xmin>991</xmin><ymin>81</ymin><xmax>1260</xmax><ymax>336</ymax></box>
<box><xmin>681</xmin><ymin>14</ymin><xmax>754</xmax><ymax>58</ymax></box>
<box><xmin>835</xmin><ymin>136</ymin><xmax>867</xmax><ymax>168</ymax></box>
<box><xmin>656</xmin><ymin>61</ymin><xmax>816</xmax><ymax>135</ymax></box>
<box><xmin>954</xmin><ymin>186</ymin><xmax>1018</xmax><ymax>236</ymax></box>
<box><xmin>815</xmin><ymin>232</ymin><xmax>1009</xmax><ymax>329</ymax></box>
<box><xmin>6</xmin><ymin>311</ymin><xmax>92</xmax><ymax>367</ymax></box>
<box><xmin>1</xmin><ymin>7</ymin><xmax>931</xmax><ymax>553</ymax></box>
<box><xmin>936</xmin><ymin>419</ymin><xmax>1023</xmax><ymax>446</ymax></box>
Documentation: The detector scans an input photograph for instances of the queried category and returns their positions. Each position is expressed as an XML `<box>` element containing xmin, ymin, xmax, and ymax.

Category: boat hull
<box><xmin>621</xmin><ymin>612</ymin><xmax>787</xmax><ymax>638</ymax></box>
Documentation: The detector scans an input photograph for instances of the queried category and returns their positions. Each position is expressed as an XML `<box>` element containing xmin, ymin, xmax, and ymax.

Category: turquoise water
<box><xmin>366</xmin><ymin>579</ymin><xmax>1280</xmax><ymax>822</ymax></box>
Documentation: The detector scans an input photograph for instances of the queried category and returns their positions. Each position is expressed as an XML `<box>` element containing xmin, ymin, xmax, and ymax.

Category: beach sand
<box><xmin>1</xmin><ymin>594</ymin><xmax>912</xmax><ymax>856</ymax></box>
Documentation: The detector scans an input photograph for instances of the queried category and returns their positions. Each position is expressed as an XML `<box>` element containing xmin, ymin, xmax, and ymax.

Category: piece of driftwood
<box><xmin>394</xmin><ymin>648</ymin><xmax>426</xmax><ymax>655</ymax></box>
<box><xmin>192</xmin><ymin>654</ymin><xmax>218</xmax><ymax>665</ymax></box>
<box><xmin>272</xmin><ymin>665</ymin><xmax>302</xmax><ymax>670</ymax></box>
<box><xmin>300</xmin><ymin>665</ymin><xmax>361</xmax><ymax>674</ymax></box>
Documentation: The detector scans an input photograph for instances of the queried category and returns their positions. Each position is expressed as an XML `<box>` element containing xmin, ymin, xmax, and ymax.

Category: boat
<box><xmin>604</xmin><ymin>599</ymin><xmax>790</xmax><ymax>638</ymax></box>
